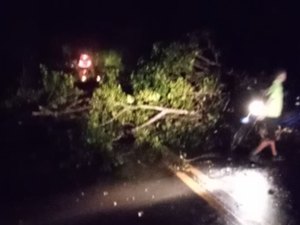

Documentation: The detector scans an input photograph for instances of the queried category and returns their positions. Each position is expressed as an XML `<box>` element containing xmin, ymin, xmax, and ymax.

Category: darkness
<box><xmin>2</xmin><ymin>0</ymin><xmax>300</xmax><ymax>94</ymax></box>
<box><xmin>2</xmin><ymin>2</ymin><xmax>300</xmax><ymax>224</ymax></box>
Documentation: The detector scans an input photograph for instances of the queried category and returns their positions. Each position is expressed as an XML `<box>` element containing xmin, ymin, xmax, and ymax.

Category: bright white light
<box><xmin>81</xmin><ymin>75</ymin><xmax>87</xmax><ymax>82</ymax></box>
<box><xmin>78</xmin><ymin>54</ymin><xmax>92</xmax><ymax>68</ymax></box>
<box><xmin>206</xmin><ymin>168</ymin><xmax>273</xmax><ymax>224</ymax></box>
<box><xmin>79</xmin><ymin>60</ymin><xmax>92</xmax><ymax>68</ymax></box>
<box><xmin>96</xmin><ymin>75</ymin><xmax>101</xmax><ymax>82</ymax></box>
<box><xmin>249</xmin><ymin>100</ymin><xmax>265</xmax><ymax>116</ymax></box>
<box><xmin>229</xmin><ymin>170</ymin><xmax>270</xmax><ymax>222</ymax></box>
<box><xmin>81</xmin><ymin>54</ymin><xmax>88</xmax><ymax>60</ymax></box>
<box><xmin>241</xmin><ymin>116</ymin><xmax>250</xmax><ymax>124</ymax></box>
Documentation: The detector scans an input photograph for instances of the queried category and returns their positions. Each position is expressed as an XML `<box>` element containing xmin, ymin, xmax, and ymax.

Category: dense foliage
<box><xmin>93</xmin><ymin>50</ymin><xmax>124</xmax><ymax>83</ymax></box>
<box><xmin>3</xmin><ymin>65</ymin><xmax>82</xmax><ymax>111</ymax></box>
<box><xmin>6</xmin><ymin>37</ymin><xmax>226</xmax><ymax>168</ymax></box>
<box><xmin>87</xmin><ymin>39</ymin><xmax>225</xmax><ymax>154</ymax></box>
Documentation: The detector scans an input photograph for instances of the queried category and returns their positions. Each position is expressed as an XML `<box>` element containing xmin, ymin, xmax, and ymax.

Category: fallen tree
<box><xmin>86</xmin><ymin>35</ymin><xmax>226</xmax><ymax>153</ymax></box>
<box><xmin>30</xmin><ymin>35</ymin><xmax>226</xmax><ymax>157</ymax></box>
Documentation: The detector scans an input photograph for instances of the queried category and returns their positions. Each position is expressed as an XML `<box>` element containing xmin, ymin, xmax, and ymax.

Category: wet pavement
<box><xmin>2</xmin><ymin>154</ymin><xmax>300</xmax><ymax>225</ymax></box>
<box><xmin>1</xmin><ymin>116</ymin><xmax>300</xmax><ymax>225</ymax></box>
<box><xmin>196</xmin><ymin>162</ymin><xmax>295</xmax><ymax>225</ymax></box>
<box><xmin>2</xmin><ymin>168</ymin><xmax>226</xmax><ymax>225</ymax></box>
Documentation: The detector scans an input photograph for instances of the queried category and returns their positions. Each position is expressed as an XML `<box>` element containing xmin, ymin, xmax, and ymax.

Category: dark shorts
<box><xmin>265</xmin><ymin>118</ymin><xmax>279</xmax><ymax>140</ymax></box>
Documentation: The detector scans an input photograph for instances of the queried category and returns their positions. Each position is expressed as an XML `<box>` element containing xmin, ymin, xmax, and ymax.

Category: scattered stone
<box><xmin>76</xmin><ymin>198</ymin><xmax>80</xmax><ymax>203</ymax></box>
<box><xmin>152</xmin><ymin>195</ymin><xmax>155</xmax><ymax>199</ymax></box>
<box><xmin>113</xmin><ymin>201</ymin><xmax>117</xmax><ymax>206</ymax></box>
<box><xmin>81</xmin><ymin>192</ymin><xmax>85</xmax><ymax>196</ymax></box>
<box><xmin>103</xmin><ymin>191</ymin><xmax>108</xmax><ymax>196</ymax></box>
<box><xmin>132</xmin><ymin>196</ymin><xmax>135</xmax><ymax>201</ymax></box>
<box><xmin>145</xmin><ymin>188</ymin><xmax>148</xmax><ymax>192</ymax></box>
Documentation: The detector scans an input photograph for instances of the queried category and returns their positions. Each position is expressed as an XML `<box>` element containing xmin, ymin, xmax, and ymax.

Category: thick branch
<box><xmin>99</xmin><ymin>108</ymin><xmax>128</xmax><ymax>126</ymax></box>
<box><xmin>114</xmin><ymin>103</ymin><xmax>198</xmax><ymax>116</ymax></box>
<box><xmin>104</xmin><ymin>103</ymin><xmax>200</xmax><ymax>131</ymax></box>
<box><xmin>134</xmin><ymin>111</ymin><xmax>167</xmax><ymax>132</ymax></box>
<box><xmin>193</xmin><ymin>62</ymin><xmax>209</xmax><ymax>72</ymax></box>
<box><xmin>98</xmin><ymin>103</ymin><xmax>199</xmax><ymax>131</ymax></box>
<box><xmin>196</xmin><ymin>54</ymin><xmax>220</xmax><ymax>67</ymax></box>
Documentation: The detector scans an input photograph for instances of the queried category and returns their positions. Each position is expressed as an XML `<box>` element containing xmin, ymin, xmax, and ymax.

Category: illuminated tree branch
<box><xmin>134</xmin><ymin>111</ymin><xmax>167</xmax><ymax>131</ymax></box>
<box><xmin>114</xmin><ymin>103</ymin><xmax>198</xmax><ymax>115</ymax></box>
<box><xmin>99</xmin><ymin>102</ymin><xmax>201</xmax><ymax>132</ymax></box>
<box><xmin>195</xmin><ymin>54</ymin><xmax>220</xmax><ymax>67</ymax></box>
<box><xmin>99</xmin><ymin>108</ymin><xmax>129</xmax><ymax>126</ymax></box>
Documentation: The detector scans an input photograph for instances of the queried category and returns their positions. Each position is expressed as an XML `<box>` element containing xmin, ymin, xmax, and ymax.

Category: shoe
<box><xmin>272</xmin><ymin>155</ymin><xmax>284</xmax><ymax>162</ymax></box>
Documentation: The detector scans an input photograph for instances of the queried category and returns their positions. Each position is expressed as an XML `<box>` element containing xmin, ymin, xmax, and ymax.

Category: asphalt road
<box><xmin>2</xmin><ymin>155</ymin><xmax>299</xmax><ymax>225</ymax></box>
<box><xmin>1</xmin><ymin>167</ymin><xmax>227</xmax><ymax>225</ymax></box>
<box><xmin>1</xmin><ymin>116</ymin><xmax>300</xmax><ymax>225</ymax></box>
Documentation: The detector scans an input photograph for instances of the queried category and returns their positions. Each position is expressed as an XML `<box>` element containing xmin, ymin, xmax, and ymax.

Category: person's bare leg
<box><xmin>253</xmin><ymin>140</ymin><xmax>271</xmax><ymax>155</ymax></box>
<box><xmin>270</xmin><ymin>141</ymin><xmax>277</xmax><ymax>156</ymax></box>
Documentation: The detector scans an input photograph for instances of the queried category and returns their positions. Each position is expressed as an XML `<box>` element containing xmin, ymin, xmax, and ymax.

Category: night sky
<box><xmin>3</xmin><ymin>0</ymin><xmax>300</xmax><ymax>94</ymax></box>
